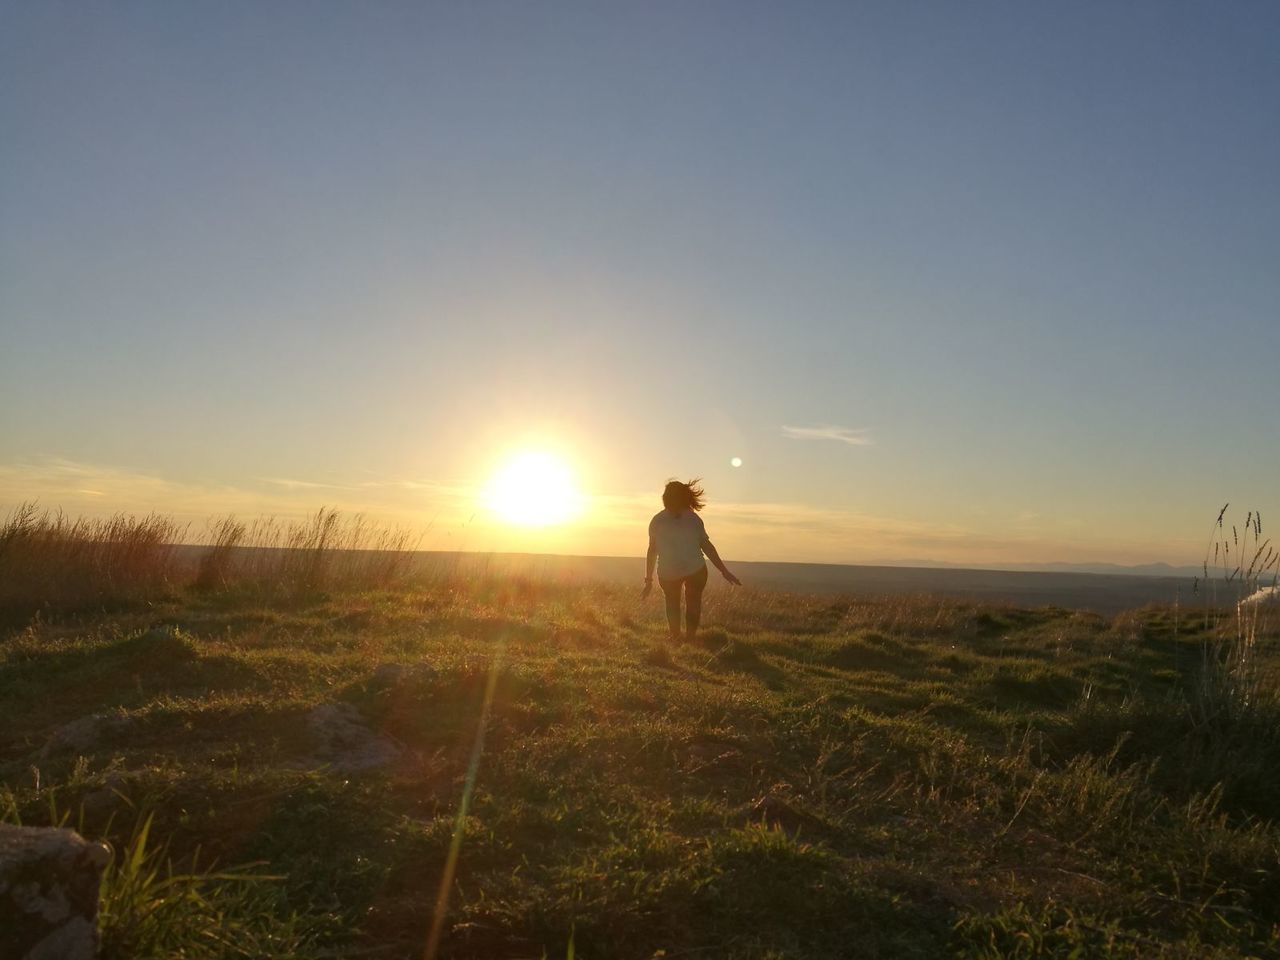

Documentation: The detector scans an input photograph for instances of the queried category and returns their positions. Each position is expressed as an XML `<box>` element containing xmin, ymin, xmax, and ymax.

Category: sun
<box><xmin>483</xmin><ymin>451</ymin><xmax>584</xmax><ymax>527</ymax></box>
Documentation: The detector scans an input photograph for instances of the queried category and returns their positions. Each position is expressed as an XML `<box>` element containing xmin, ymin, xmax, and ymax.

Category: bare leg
<box><xmin>684</xmin><ymin>567</ymin><xmax>708</xmax><ymax>640</ymax></box>
<box><xmin>659</xmin><ymin>578</ymin><xmax>682</xmax><ymax>640</ymax></box>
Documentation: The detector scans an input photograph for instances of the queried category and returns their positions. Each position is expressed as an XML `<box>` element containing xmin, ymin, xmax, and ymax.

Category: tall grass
<box><xmin>1</xmin><ymin>502</ymin><xmax>419</xmax><ymax>616</ymax></box>
<box><xmin>194</xmin><ymin>508</ymin><xmax>420</xmax><ymax>594</ymax></box>
<box><xmin>0</xmin><ymin>503</ymin><xmax>186</xmax><ymax>617</ymax></box>
<box><xmin>1193</xmin><ymin>505</ymin><xmax>1280</xmax><ymax>723</ymax></box>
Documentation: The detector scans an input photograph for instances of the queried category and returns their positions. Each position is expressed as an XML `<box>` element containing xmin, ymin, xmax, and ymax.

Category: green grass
<box><xmin>2</xmin><ymin>580</ymin><xmax>1278</xmax><ymax>958</ymax></box>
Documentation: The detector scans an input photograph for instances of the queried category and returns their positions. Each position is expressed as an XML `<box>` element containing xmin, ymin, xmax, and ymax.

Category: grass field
<box><xmin>3</xmin><ymin>572</ymin><xmax>1279</xmax><ymax>959</ymax></box>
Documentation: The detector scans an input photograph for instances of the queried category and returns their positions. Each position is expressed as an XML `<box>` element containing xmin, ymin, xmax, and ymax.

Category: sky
<box><xmin>2</xmin><ymin>1</ymin><xmax>1278</xmax><ymax>568</ymax></box>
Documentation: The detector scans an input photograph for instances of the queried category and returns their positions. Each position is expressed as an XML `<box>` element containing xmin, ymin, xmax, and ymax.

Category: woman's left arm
<box><xmin>702</xmin><ymin>539</ymin><xmax>741</xmax><ymax>586</ymax></box>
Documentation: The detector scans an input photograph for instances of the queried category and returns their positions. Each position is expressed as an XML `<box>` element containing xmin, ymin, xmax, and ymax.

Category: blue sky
<box><xmin>2</xmin><ymin>2</ymin><xmax>1277</xmax><ymax>565</ymax></box>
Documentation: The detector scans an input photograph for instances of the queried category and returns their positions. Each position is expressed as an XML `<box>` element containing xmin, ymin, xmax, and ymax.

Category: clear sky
<box><xmin>3</xmin><ymin>2</ymin><xmax>1278</xmax><ymax>567</ymax></box>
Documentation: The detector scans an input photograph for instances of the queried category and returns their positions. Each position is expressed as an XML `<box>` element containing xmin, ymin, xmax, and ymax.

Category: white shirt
<box><xmin>649</xmin><ymin>509</ymin><xmax>709</xmax><ymax>579</ymax></box>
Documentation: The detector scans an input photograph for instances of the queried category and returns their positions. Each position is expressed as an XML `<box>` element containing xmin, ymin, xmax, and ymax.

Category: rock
<box><xmin>1243</xmin><ymin>585</ymin><xmax>1280</xmax><ymax>605</ymax></box>
<box><xmin>371</xmin><ymin>662</ymin><xmax>436</xmax><ymax>689</ymax></box>
<box><xmin>0</xmin><ymin>824</ymin><xmax>110</xmax><ymax>960</ymax></box>
<box><xmin>39</xmin><ymin>714</ymin><xmax>131</xmax><ymax>760</ymax></box>
<box><xmin>306</xmin><ymin>703</ymin><xmax>401</xmax><ymax>773</ymax></box>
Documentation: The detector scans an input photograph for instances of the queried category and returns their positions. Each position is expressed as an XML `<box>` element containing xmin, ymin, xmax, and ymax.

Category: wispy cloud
<box><xmin>781</xmin><ymin>424</ymin><xmax>873</xmax><ymax>446</ymax></box>
<box><xmin>258</xmin><ymin>477</ymin><xmax>351</xmax><ymax>491</ymax></box>
<box><xmin>358</xmin><ymin>477</ymin><xmax>463</xmax><ymax>493</ymax></box>
<box><xmin>0</xmin><ymin>458</ymin><xmax>473</xmax><ymax>525</ymax></box>
<box><xmin>584</xmin><ymin>492</ymin><xmax>1089</xmax><ymax>564</ymax></box>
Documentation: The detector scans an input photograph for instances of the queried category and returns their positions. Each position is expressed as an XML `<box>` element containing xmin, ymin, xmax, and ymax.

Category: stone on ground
<box><xmin>306</xmin><ymin>703</ymin><xmax>402</xmax><ymax>773</ymax></box>
<box><xmin>371</xmin><ymin>661</ymin><xmax>437</xmax><ymax>689</ymax></box>
<box><xmin>0</xmin><ymin>824</ymin><xmax>110</xmax><ymax>960</ymax></box>
<box><xmin>39</xmin><ymin>713</ymin><xmax>131</xmax><ymax>760</ymax></box>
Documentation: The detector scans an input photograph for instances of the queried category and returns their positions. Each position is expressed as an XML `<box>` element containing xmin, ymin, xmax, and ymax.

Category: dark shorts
<box><xmin>658</xmin><ymin>564</ymin><xmax>708</xmax><ymax>594</ymax></box>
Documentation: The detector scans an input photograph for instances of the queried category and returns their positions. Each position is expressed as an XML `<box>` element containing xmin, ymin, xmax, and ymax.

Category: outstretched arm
<box><xmin>702</xmin><ymin>539</ymin><xmax>741</xmax><ymax>585</ymax></box>
<box><xmin>642</xmin><ymin>536</ymin><xmax>657</xmax><ymax>597</ymax></box>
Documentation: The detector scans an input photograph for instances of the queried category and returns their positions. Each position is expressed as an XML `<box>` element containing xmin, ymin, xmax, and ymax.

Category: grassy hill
<box><xmin>3</xmin><ymin>576</ymin><xmax>1279</xmax><ymax>958</ymax></box>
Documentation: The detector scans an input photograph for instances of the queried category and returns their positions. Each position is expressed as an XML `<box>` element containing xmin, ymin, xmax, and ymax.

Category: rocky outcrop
<box><xmin>0</xmin><ymin>824</ymin><xmax>111</xmax><ymax>960</ymax></box>
<box><xmin>39</xmin><ymin>713</ymin><xmax>131</xmax><ymax>760</ymax></box>
<box><xmin>306</xmin><ymin>703</ymin><xmax>401</xmax><ymax>773</ymax></box>
<box><xmin>370</xmin><ymin>661</ymin><xmax>437</xmax><ymax>690</ymax></box>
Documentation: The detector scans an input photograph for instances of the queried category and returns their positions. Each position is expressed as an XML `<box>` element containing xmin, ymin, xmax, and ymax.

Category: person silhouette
<box><xmin>642</xmin><ymin>479</ymin><xmax>741</xmax><ymax>641</ymax></box>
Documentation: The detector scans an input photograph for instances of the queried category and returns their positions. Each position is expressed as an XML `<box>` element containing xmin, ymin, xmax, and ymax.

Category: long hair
<box><xmin>662</xmin><ymin>478</ymin><xmax>705</xmax><ymax>512</ymax></box>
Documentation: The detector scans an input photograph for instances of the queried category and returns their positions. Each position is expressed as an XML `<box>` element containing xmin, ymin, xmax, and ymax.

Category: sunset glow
<box><xmin>483</xmin><ymin>451</ymin><xmax>584</xmax><ymax>527</ymax></box>
<box><xmin>3</xmin><ymin>4</ymin><xmax>1277</xmax><ymax>570</ymax></box>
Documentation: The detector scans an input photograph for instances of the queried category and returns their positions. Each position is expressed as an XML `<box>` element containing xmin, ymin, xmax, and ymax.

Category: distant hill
<box><xmin>990</xmin><ymin>561</ymin><xmax>1204</xmax><ymax>578</ymax></box>
<box><xmin>863</xmin><ymin>558</ymin><xmax>1204</xmax><ymax>578</ymax></box>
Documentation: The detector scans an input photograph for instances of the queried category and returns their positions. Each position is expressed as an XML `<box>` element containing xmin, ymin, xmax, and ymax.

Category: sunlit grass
<box><xmin>2</xmin><ymin>566</ymin><xmax>1278</xmax><ymax>957</ymax></box>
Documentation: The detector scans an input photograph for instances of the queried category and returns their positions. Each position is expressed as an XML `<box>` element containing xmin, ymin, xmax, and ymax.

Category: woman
<box><xmin>642</xmin><ymin>479</ymin><xmax>741</xmax><ymax>641</ymax></box>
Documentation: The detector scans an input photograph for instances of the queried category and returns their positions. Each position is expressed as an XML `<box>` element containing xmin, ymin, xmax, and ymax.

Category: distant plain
<box><xmin>389</xmin><ymin>552</ymin><xmax>1205</xmax><ymax>616</ymax></box>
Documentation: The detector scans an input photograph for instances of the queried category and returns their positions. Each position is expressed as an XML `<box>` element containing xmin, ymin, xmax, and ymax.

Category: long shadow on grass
<box><xmin>1046</xmin><ymin>696</ymin><xmax>1280</xmax><ymax>824</ymax></box>
<box><xmin>340</xmin><ymin>659</ymin><xmax>583</xmax><ymax>760</ymax></box>
<box><xmin>0</xmin><ymin>627</ymin><xmax>269</xmax><ymax>730</ymax></box>
<box><xmin>691</xmin><ymin>630</ymin><xmax>789</xmax><ymax>690</ymax></box>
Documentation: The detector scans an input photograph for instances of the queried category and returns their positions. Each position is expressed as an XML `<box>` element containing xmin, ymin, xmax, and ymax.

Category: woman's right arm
<box><xmin>642</xmin><ymin>535</ymin><xmax>657</xmax><ymax>597</ymax></box>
